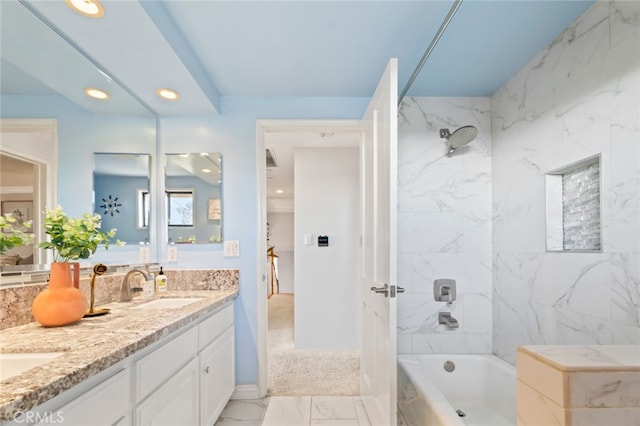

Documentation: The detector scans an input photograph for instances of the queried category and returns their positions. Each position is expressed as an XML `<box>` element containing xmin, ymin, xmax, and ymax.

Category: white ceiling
<box><xmin>1</xmin><ymin>0</ymin><xmax>595</xmax><ymax>211</ymax></box>
<box><xmin>1</xmin><ymin>0</ymin><xmax>594</xmax><ymax>116</ymax></box>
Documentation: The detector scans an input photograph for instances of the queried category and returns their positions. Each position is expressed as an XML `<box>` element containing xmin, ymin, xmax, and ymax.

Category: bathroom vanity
<box><xmin>0</xmin><ymin>288</ymin><xmax>238</xmax><ymax>426</ymax></box>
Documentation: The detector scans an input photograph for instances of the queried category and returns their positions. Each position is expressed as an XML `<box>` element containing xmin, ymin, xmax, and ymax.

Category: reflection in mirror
<box><xmin>93</xmin><ymin>154</ymin><xmax>150</xmax><ymax>245</ymax></box>
<box><xmin>1</xmin><ymin>1</ymin><xmax>156</xmax><ymax>276</ymax></box>
<box><xmin>165</xmin><ymin>153</ymin><xmax>222</xmax><ymax>244</ymax></box>
<box><xmin>0</xmin><ymin>153</ymin><xmax>37</xmax><ymax>266</ymax></box>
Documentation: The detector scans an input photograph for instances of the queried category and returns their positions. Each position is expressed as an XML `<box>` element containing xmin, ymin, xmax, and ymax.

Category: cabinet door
<box><xmin>136</xmin><ymin>326</ymin><xmax>198</xmax><ymax>400</ymax></box>
<box><xmin>199</xmin><ymin>327</ymin><xmax>235</xmax><ymax>426</ymax></box>
<box><xmin>198</xmin><ymin>304</ymin><xmax>233</xmax><ymax>350</ymax></box>
<box><xmin>136</xmin><ymin>357</ymin><xmax>199</xmax><ymax>426</ymax></box>
<box><xmin>38</xmin><ymin>369</ymin><xmax>130</xmax><ymax>426</ymax></box>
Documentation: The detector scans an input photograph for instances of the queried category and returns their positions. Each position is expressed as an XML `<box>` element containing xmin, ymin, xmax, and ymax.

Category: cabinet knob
<box><xmin>204</xmin><ymin>366</ymin><xmax>210</xmax><ymax>374</ymax></box>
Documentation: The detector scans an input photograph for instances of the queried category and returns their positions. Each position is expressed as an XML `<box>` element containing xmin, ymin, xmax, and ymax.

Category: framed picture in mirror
<box><xmin>208</xmin><ymin>199</ymin><xmax>221</xmax><ymax>221</ymax></box>
<box><xmin>1</xmin><ymin>201</ymin><xmax>33</xmax><ymax>231</ymax></box>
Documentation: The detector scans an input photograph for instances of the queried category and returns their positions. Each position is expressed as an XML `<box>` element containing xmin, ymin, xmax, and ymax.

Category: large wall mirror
<box><xmin>93</xmin><ymin>154</ymin><xmax>151</xmax><ymax>245</ymax></box>
<box><xmin>1</xmin><ymin>1</ymin><xmax>156</xmax><ymax>273</ymax></box>
<box><xmin>165</xmin><ymin>153</ymin><xmax>223</xmax><ymax>244</ymax></box>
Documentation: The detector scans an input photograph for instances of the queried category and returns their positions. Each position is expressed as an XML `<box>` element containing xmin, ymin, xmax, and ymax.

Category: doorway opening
<box><xmin>258</xmin><ymin>120</ymin><xmax>362</xmax><ymax>397</ymax></box>
<box><xmin>0</xmin><ymin>119</ymin><xmax>58</xmax><ymax>265</ymax></box>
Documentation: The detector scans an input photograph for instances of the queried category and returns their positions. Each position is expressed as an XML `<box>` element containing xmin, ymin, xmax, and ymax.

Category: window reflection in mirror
<box><xmin>93</xmin><ymin>153</ymin><xmax>151</xmax><ymax>245</ymax></box>
<box><xmin>165</xmin><ymin>153</ymin><xmax>222</xmax><ymax>244</ymax></box>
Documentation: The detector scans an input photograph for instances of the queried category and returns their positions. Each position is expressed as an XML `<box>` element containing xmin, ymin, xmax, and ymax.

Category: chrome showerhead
<box><xmin>440</xmin><ymin>125</ymin><xmax>478</xmax><ymax>155</ymax></box>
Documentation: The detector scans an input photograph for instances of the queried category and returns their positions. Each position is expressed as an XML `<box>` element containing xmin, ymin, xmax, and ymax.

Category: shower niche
<box><xmin>545</xmin><ymin>154</ymin><xmax>602</xmax><ymax>252</ymax></box>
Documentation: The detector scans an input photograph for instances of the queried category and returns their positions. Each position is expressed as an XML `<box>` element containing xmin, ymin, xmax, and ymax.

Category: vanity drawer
<box><xmin>50</xmin><ymin>368</ymin><xmax>130</xmax><ymax>426</ymax></box>
<box><xmin>135</xmin><ymin>326</ymin><xmax>198</xmax><ymax>400</ymax></box>
<box><xmin>198</xmin><ymin>303</ymin><xmax>234</xmax><ymax>350</ymax></box>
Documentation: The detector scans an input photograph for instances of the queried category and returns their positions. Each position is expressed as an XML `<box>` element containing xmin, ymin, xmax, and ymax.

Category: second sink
<box><xmin>131</xmin><ymin>298</ymin><xmax>204</xmax><ymax>310</ymax></box>
<box><xmin>0</xmin><ymin>352</ymin><xmax>65</xmax><ymax>381</ymax></box>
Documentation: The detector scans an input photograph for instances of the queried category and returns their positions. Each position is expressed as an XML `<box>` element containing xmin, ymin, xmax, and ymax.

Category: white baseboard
<box><xmin>231</xmin><ymin>384</ymin><xmax>260</xmax><ymax>400</ymax></box>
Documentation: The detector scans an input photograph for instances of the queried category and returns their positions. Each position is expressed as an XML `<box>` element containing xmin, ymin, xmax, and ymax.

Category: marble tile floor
<box><xmin>215</xmin><ymin>396</ymin><xmax>373</xmax><ymax>426</ymax></box>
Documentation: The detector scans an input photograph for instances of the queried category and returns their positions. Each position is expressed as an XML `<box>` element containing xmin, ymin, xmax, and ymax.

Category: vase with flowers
<box><xmin>32</xmin><ymin>206</ymin><xmax>117</xmax><ymax>327</ymax></box>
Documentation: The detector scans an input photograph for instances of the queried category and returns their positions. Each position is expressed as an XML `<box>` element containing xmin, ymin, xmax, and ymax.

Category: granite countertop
<box><xmin>519</xmin><ymin>345</ymin><xmax>640</xmax><ymax>372</ymax></box>
<box><xmin>0</xmin><ymin>289</ymin><xmax>238</xmax><ymax>421</ymax></box>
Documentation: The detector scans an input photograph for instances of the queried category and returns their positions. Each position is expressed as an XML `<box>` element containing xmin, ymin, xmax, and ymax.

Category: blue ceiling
<box><xmin>1</xmin><ymin>0</ymin><xmax>595</xmax><ymax>116</ymax></box>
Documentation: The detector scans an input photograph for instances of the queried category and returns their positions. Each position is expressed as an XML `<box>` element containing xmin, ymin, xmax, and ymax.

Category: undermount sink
<box><xmin>131</xmin><ymin>298</ymin><xmax>204</xmax><ymax>310</ymax></box>
<box><xmin>0</xmin><ymin>352</ymin><xmax>65</xmax><ymax>381</ymax></box>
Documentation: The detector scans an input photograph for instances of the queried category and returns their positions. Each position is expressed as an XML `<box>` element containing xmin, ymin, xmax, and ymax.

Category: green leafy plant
<box><xmin>0</xmin><ymin>213</ymin><xmax>34</xmax><ymax>254</ymax></box>
<box><xmin>39</xmin><ymin>206</ymin><xmax>118</xmax><ymax>262</ymax></box>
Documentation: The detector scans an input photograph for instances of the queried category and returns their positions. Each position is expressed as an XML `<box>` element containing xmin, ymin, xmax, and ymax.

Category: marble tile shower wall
<box><xmin>491</xmin><ymin>1</ymin><xmax>640</xmax><ymax>364</ymax></box>
<box><xmin>397</xmin><ymin>97</ymin><xmax>492</xmax><ymax>354</ymax></box>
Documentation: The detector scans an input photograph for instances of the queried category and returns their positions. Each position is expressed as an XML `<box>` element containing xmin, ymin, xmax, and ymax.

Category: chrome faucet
<box><xmin>120</xmin><ymin>269</ymin><xmax>154</xmax><ymax>302</ymax></box>
<box><xmin>438</xmin><ymin>312</ymin><xmax>459</xmax><ymax>329</ymax></box>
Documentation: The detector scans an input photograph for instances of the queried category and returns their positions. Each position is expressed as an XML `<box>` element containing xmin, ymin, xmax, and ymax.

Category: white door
<box><xmin>359</xmin><ymin>58</ymin><xmax>399</xmax><ymax>426</ymax></box>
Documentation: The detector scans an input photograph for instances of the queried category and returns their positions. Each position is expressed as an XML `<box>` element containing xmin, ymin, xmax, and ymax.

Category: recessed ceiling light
<box><xmin>179</xmin><ymin>154</ymin><xmax>190</xmax><ymax>158</ymax></box>
<box><xmin>65</xmin><ymin>0</ymin><xmax>104</xmax><ymax>18</ymax></box>
<box><xmin>276</xmin><ymin>189</ymin><xmax>284</xmax><ymax>194</ymax></box>
<box><xmin>156</xmin><ymin>88</ymin><xmax>179</xmax><ymax>101</ymax></box>
<box><xmin>83</xmin><ymin>87</ymin><xmax>110</xmax><ymax>100</ymax></box>
<box><xmin>202</xmin><ymin>169</ymin><xmax>212</xmax><ymax>173</ymax></box>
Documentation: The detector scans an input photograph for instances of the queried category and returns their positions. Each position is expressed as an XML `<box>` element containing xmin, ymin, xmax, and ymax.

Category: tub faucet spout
<box><xmin>438</xmin><ymin>312</ymin><xmax>459</xmax><ymax>329</ymax></box>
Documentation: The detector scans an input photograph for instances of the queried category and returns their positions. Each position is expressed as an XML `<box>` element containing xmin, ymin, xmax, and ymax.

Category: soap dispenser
<box><xmin>142</xmin><ymin>273</ymin><xmax>155</xmax><ymax>299</ymax></box>
<box><xmin>155</xmin><ymin>267</ymin><xmax>168</xmax><ymax>292</ymax></box>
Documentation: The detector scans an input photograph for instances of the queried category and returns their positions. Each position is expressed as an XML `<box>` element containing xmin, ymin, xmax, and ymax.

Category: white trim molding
<box><xmin>255</xmin><ymin>119</ymin><xmax>360</xmax><ymax>399</ymax></box>
<box><xmin>231</xmin><ymin>384</ymin><xmax>261</xmax><ymax>400</ymax></box>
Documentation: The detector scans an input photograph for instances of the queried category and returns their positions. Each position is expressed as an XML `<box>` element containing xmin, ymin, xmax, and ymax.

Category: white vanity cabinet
<box><xmin>4</xmin><ymin>300</ymin><xmax>235</xmax><ymax>426</ymax></box>
<box><xmin>136</xmin><ymin>303</ymin><xmax>235</xmax><ymax>426</ymax></box>
<box><xmin>198</xmin><ymin>305</ymin><xmax>235</xmax><ymax>426</ymax></box>
<box><xmin>35</xmin><ymin>368</ymin><xmax>131</xmax><ymax>426</ymax></box>
<box><xmin>135</xmin><ymin>357</ymin><xmax>200</xmax><ymax>426</ymax></box>
<box><xmin>134</xmin><ymin>327</ymin><xmax>199</xmax><ymax>426</ymax></box>
<box><xmin>135</xmin><ymin>327</ymin><xmax>199</xmax><ymax>401</ymax></box>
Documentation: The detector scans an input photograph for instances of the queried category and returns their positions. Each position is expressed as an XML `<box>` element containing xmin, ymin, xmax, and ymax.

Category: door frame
<box><xmin>255</xmin><ymin>119</ymin><xmax>361</xmax><ymax>397</ymax></box>
<box><xmin>0</xmin><ymin>119</ymin><xmax>58</xmax><ymax>265</ymax></box>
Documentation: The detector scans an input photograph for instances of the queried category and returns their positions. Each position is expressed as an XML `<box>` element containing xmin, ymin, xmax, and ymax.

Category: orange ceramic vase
<box><xmin>32</xmin><ymin>262</ymin><xmax>88</xmax><ymax>327</ymax></box>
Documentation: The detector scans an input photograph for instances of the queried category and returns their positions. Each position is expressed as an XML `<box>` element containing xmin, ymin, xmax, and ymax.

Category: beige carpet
<box><xmin>267</xmin><ymin>293</ymin><xmax>360</xmax><ymax>396</ymax></box>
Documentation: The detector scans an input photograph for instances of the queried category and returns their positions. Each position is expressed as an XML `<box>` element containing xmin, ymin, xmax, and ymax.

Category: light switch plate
<box><xmin>224</xmin><ymin>240</ymin><xmax>240</xmax><ymax>257</ymax></box>
<box><xmin>304</xmin><ymin>234</ymin><xmax>313</xmax><ymax>246</ymax></box>
<box><xmin>167</xmin><ymin>245</ymin><xmax>178</xmax><ymax>262</ymax></box>
<box><xmin>139</xmin><ymin>246</ymin><xmax>150</xmax><ymax>263</ymax></box>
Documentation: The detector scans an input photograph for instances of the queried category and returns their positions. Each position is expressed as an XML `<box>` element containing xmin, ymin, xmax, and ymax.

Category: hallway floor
<box><xmin>267</xmin><ymin>293</ymin><xmax>359</xmax><ymax>396</ymax></box>
<box><xmin>214</xmin><ymin>295</ymin><xmax>367</xmax><ymax>425</ymax></box>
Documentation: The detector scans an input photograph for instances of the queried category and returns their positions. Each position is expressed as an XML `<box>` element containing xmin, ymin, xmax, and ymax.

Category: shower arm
<box><xmin>397</xmin><ymin>0</ymin><xmax>464</xmax><ymax>106</ymax></box>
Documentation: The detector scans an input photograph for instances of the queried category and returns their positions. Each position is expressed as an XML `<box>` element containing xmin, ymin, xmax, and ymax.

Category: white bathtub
<box><xmin>398</xmin><ymin>354</ymin><xmax>516</xmax><ymax>426</ymax></box>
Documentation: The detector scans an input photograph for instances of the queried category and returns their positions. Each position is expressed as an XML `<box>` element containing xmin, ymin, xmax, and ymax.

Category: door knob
<box><xmin>370</xmin><ymin>284</ymin><xmax>389</xmax><ymax>297</ymax></box>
